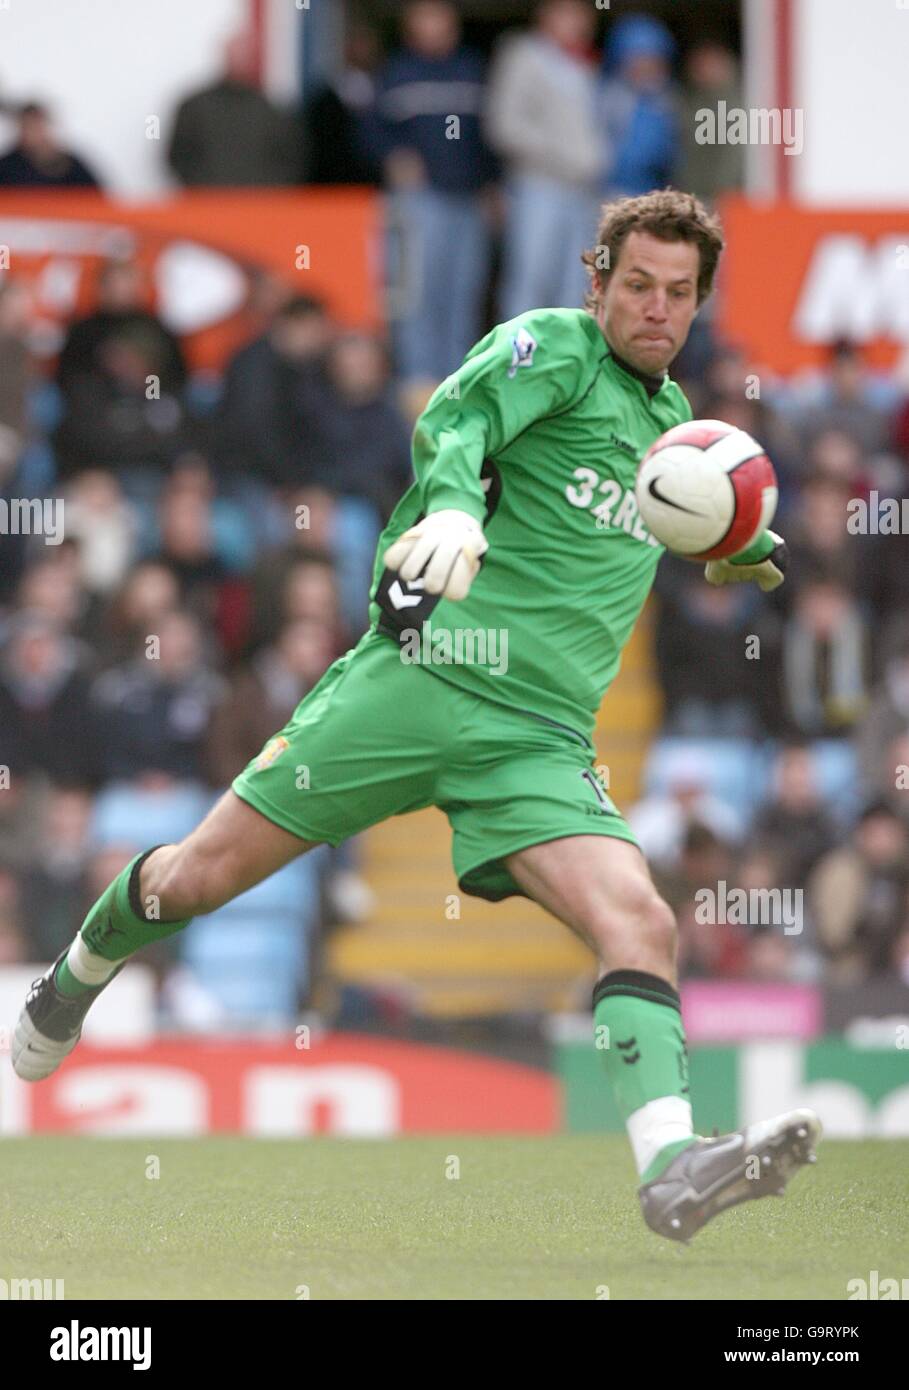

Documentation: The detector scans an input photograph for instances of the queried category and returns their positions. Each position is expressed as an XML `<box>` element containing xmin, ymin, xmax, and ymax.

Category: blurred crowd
<box><xmin>0</xmin><ymin>267</ymin><xmax>404</xmax><ymax>1028</ymax></box>
<box><xmin>0</xmin><ymin>1</ymin><xmax>743</xmax><ymax>413</ymax></box>
<box><xmin>633</xmin><ymin>329</ymin><xmax>909</xmax><ymax>996</ymax></box>
<box><xmin>1</xmin><ymin>0</ymin><xmax>908</xmax><ymax>1024</ymax></box>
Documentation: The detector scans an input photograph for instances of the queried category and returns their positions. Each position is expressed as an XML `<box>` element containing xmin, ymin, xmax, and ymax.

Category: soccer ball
<box><xmin>636</xmin><ymin>419</ymin><xmax>778</xmax><ymax>560</ymax></box>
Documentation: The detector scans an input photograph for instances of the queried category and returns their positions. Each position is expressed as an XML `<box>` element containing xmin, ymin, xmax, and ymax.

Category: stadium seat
<box><xmin>641</xmin><ymin>736</ymin><xmax>764</xmax><ymax>825</ymax></box>
<box><xmin>184</xmin><ymin>372</ymin><xmax>224</xmax><ymax>418</ymax></box>
<box><xmin>15</xmin><ymin>439</ymin><xmax>56</xmax><ymax>493</ymax></box>
<box><xmin>90</xmin><ymin>781</ymin><xmax>216</xmax><ymax>850</ymax></box>
<box><xmin>28</xmin><ymin>381</ymin><xmax>65</xmax><ymax>434</ymax></box>
<box><xmin>803</xmin><ymin>739</ymin><xmax>861</xmax><ymax>827</ymax></box>
<box><xmin>179</xmin><ymin>850</ymin><xmax>327</xmax><ymax>1027</ymax></box>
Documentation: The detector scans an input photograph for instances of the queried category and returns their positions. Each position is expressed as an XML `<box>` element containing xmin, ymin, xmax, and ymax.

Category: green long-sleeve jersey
<box><xmin>368</xmin><ymin>306</ymin><xmax>692</xmax><ymax>746</ymax></box>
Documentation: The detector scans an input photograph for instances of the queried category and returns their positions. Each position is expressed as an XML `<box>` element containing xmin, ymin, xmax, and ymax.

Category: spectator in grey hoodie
<box><xmin>485</xmin><ymin>0</ymin><xmax>602</xmax><ymax>318</ymax></box>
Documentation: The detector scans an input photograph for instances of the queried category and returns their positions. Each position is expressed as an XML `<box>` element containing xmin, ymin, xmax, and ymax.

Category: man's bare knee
<box><xmin>137</xmin><ymin>792</ymin><xmax>317</xmax><ymax>920</ymax></box>
<box><xmin>142</xmin><ymin>843</ymin><xmax>233</xmax><ymax>919</ymax></box>
<box><xmin>590</xmin><ymin>878</ymin><xmax>677</xmax><ymax>970</ymax></box>
<box><xmin>637</xmin><ymin>890</ymin><xmax>677</xmax><ymax>959</ymax></box>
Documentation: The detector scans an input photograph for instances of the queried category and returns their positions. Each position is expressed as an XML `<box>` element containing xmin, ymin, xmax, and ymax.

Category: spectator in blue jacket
<box><xmin>367</xmin><ymin>1</ymin><xmax>497</xmax><ymax>405</ymax></box>
<box><xmin>599</xmin><ymin>15</ymin><xmax>679</xmax><ymax>199</ymax></box>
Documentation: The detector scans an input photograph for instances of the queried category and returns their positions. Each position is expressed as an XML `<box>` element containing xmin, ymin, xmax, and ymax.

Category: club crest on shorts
<box><xmin>507</xmin><ymin>326</ymin><xmax>537</xmax><ymax>378</ymax></box>
<box><xmin>254</xmin><ymin>735</ymin><xmax>290</xmax><ymax>771</ymax></box>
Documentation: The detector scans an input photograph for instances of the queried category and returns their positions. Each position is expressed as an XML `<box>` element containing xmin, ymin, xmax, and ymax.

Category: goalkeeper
<box><xmin>13</xmin><ymin>189</ymin><xmax>816</xmax><ymax>1243</ymax></box>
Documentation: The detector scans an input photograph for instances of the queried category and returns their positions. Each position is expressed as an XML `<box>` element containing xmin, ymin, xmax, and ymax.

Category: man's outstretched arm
<box><xmin>384</xmin><ymin>315</ymin><xmax>589</xmax><ymax>600</ymax></box>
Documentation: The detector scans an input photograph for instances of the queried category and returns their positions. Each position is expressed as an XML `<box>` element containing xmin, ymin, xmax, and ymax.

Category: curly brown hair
<box><xmin>581</xmin><ymin>188</ymin><xmax>725</xmax><ymax>311</ymax></box>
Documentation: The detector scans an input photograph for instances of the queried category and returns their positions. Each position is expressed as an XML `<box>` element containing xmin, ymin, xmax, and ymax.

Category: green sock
<box><xmin>55</xmin><ymin>845</ymin><xmax>193</xmax><ymax>998</ymax></box>
<box><xmin>593</xmin><ymin>970</ymin><xmax>697</xmax><ymax>1184</ymax></box>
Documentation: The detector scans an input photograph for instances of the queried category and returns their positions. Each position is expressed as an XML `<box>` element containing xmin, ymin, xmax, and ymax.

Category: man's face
<box><xmin>271</xmin><ymin>312</ymin><xmax>330</xmax><ymax>362</ymax></box>
<box><xmin>20</xmin><ymin>111</ymin><xmax>55</xmax><ymax>158</ymax></box>
<box><xmin>100</xmin><ymin>263</ymin><xmax>144</xmax><ymax>310</ymax></box>
<box><xmin>624</xmin><ymin>53</ymin><xmax>670</xmax><ymax>92</ymax></box>
<box><xmin>596</xmin><ymin>231</ymin><xmax>700</xmax><ymax>375</ymax></box>
<box><xmin>540</xmin><ymin>0</ymin><xmax>596</xmax><ymax>48</ymax></box>
<box><xmin>404</xmin><ymin>1</ymin><xmax>459</xmax><ymax>58</ymax></box>
<box><xmin>858</xmin><ymin>814</ymin><xmax>906</xmax><ymax>866</ymax></box>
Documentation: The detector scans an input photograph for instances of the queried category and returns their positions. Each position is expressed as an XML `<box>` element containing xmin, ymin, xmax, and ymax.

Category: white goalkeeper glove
<box><xmin>383</xmin><ymin>508</ymin><xmax>488</xmax><ymax>601</ymax></box>
<box><xmin>704</xmin><ymin>529</ymin><xmax>788</xmax><ymax>594</ymax></box>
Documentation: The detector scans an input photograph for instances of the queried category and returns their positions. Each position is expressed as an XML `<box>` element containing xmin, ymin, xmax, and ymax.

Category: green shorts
<box><xmin>231</xmin><ymin>630</ymin><xmax>637</xmax><ymax>901</ymax></box>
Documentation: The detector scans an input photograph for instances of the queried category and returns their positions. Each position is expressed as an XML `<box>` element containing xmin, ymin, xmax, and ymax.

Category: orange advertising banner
<box><xmin>0</xmin><ymin>188</ymin><xmax>383</xmax><ymax>370</ymax></box>
<box><xmin>717</xmin><ymin>196</ymin><xmax>909</xmax><ymax>374</ymax></box>
<box><xmin>6</xmin><ymin>1037</ymin><xmax>559</xmax><ymax>1135</ymax></box>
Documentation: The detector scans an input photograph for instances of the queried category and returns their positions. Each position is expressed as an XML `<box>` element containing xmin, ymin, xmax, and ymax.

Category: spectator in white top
<box><xmin>628</xmin><ymin>751</ymin><xmax>745</xmax><ymax>871</ymax></box>
<box><xmin>485</xmin><ymin>0</ymin><xmax>602</xmax><ymax>319</ymax></box>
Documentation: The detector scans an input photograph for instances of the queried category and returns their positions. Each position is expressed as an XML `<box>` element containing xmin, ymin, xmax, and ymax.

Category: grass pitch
<box><xmin>1</xmin><ymin>1136</ymin><xmax>905</xmax><ymax>1300</ymax></box>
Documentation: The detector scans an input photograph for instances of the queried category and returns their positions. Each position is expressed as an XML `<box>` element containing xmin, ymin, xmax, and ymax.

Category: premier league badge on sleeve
<box><xmin>507</xmin><ymin>326</ymin><xmax>537</xmax><ymax>378</ymax></box>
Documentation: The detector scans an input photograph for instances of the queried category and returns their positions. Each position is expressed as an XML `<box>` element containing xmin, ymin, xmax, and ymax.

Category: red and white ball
<box><xmin>636</xmin><ymin>419</ymin><xmax>778</xmax><ymax>560</ymax></box>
